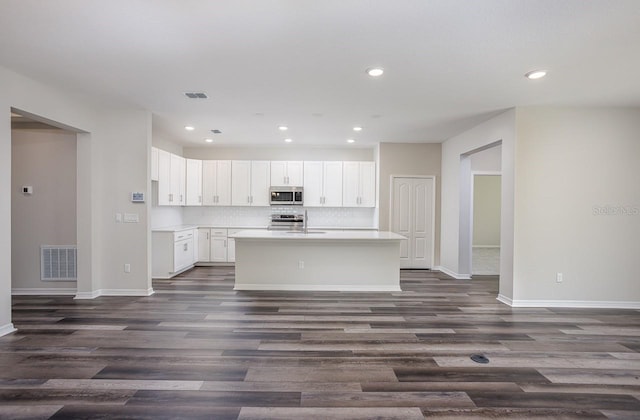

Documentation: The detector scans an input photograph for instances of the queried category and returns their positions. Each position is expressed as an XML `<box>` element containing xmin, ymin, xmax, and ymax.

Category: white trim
<box><xmin>434</xmin><ymin>266</ymin><xmax>471</xmax><ymax>280</ymax></box>
<box><xmin>74</xmin><ymin>290</ymin><xmax>102</xmax><ymax>300</ymax></box>
<box><xmin>100</xmin><ymin>288</ymin><xmax>155</xmax><ymax>297</ymax></box>
<box><xmin>12</xmin><ymin>288</ymin><xmax>77</xmax><ymax>296</ymax></box>
<box><xmin>497</xmin><ymin>295</ymin><xmax>640</xmax><ymax>309</ymax></box>
<box><xmin>0</xmin><ymin>323</ymin><xmax>17</xmax><ymax>337</ymax></box>
<box><xmin>74</xmin><ymin>288</ymin><xmax>154</xmax><ymax>299</ymax></box>
<box><xmin>497</xmin><ymin>294</ymin><xmax>513</xmax><ymax>306</ymax></box>
<box><xmin>389</xmin><ymin>175</ymin><xmax>437</xmax><ymax>270</ymax></box>
<box><xmin>473</xmin><ymin>245</ymin><xmax>501</xmax><ymax>249</ymax></box>
<box><xmin>234</xmin><ymin>284</ymin><xmax>401</xmax><ymax>292</ymax></box>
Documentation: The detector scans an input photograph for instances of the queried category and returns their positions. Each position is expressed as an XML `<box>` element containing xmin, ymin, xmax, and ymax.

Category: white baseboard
<box><xmin>75</xmin><ymin>288</ymin><xmax>154</xmax><ymax>299</ymax></box>
<box><xmin>497</xmin><ymin>295</ymin><xmax>640</xmax><ymax>309</ymax></box>
<box><xmin>234</xmin><ymin>284</ymin><xmax>401</xmax><ymax>292</ymax></box>
<box><xmin>497</xmin><ymin>294</ymin><xmax>513</xmax><ymax>306</ymax></box>
<box><xmin>433</xmin><ymin>266</ymin><xmax>471</xmax><ymax>280</ymax></box>
<box><xmin>0</xmin><ymin>323</ymin><xmax>17</xmax><ymax>337</ymax></box>
<box><xmin>12</xmin><ymin>288</ymin><xmax>76</xmax><ymax>296</ymax></box>
<box><xmin>472</xmin><ymin>245</ymin><xmax>501</xmax><ymax>249</ymax></box>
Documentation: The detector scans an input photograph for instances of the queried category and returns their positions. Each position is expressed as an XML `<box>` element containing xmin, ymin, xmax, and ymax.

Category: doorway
<box><xmin>10</xmin><ymin>109</ymin><xmax>82</xmax><ymax>296</ymax></box>
<box><xmin>471</xmin><ymin>173</ymin><xmax>501</xmax><ymax>275</ymax></box>
<box><xmin>390</xmin><ymin>176</ymin><xmax>435</xmax><ymax>269</ymax></box>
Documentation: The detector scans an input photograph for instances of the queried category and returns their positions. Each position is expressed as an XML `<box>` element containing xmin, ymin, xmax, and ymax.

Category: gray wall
<box><xmin>513</xmin><ymin>107</ymin><xmax>640</xmax><ymax>305</ymax></box>
<box><xmin>11</xmin><ymin>128</ymin><xmax>77</xmax><ymax>291</ymax></box>
<box><xmin>378</xmin><ymin>142</ymin><xmax>441</xmax><ymax>265</ymax></box>
<box><xmin>472</xmin><ymin>175</ymin><xmax>501</xmax><ymax>247</ymax></box>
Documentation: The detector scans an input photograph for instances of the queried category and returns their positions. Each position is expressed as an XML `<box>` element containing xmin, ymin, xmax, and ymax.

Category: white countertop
<box><xmin>152</xmin><ymin>225</ymin><xmax>378</xmax><ymax>232</ymax></box>
<box><xmin>230</xmin><ymin>229</ymin><xmax>405</xmax><ymax>241</ymax></box>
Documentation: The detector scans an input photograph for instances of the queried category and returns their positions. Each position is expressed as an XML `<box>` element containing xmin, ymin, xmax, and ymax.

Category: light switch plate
<box><xmin>123</xmin><ymin>213</ymin><xmax>139</xmax><ymax>223</ymax></box>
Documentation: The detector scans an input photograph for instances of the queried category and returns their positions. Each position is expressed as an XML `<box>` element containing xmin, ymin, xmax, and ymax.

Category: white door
<box><xmin>210</xmin><ymin>237</ymin><xmax>227</xmax><ymax>262</ymax></box>
<box><xmin>392</xmin><ymin>177</ymin><xmax>434</xmax><ymax>269</ymax></box>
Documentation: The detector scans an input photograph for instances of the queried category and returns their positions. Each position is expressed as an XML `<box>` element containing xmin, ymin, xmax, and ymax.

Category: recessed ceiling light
<box><xmin>278</xmin><ymin>126</ymin><xmax>288</xmax><ymax>131</ymax></box>
<box><xmin>284</xmin><ymin>138</ymin><xmax>292</xmax><ymax>143</ymax></box>
<box><xmin>185</xmin><ymin>125</ymin><xmax>195</xmax><ymax>131</ymax></box>
<box><xmin>353</xmin><ymin>126</ymin><xmax>363</xmax><ymax>132</ymax></box>
<box><xmin>347</xmin><ymin>139</ymin><xmax>355</xmax><ymax>144</ymax></box>
<box><xmin>204</xmin><ymin>138</ymin><xmax>213</xmax><ymax>143</ymax></box>
<box><xmin>525</xmin><ymin>70</ymin><xmax>547</xmax><ymax>80</ymax></box>
<box><xmin>366</xmin><ymin>67</ymin><xmax>384</xmax><ymax>77</ymax></box>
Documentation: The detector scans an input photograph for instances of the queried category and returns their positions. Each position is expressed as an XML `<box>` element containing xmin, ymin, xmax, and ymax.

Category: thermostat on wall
<box><xmin>22</xmin><ymin>186</ymin><xmax>33</xmax><ymax>195</ymax></box>
<box><xmin>131</xmin><ymin>192</ymin><xmax>145</xmax><ymax>203</ymax></box>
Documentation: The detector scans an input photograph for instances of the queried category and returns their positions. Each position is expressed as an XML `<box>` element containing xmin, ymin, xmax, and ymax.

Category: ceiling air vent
<box><xmin>211</xmin><ymin>129</ymin><xmax>222</xmax><ymax>134</ymax></box>
<box><xmin>184</xmin><ymin>92</ymin><xmax>208</xmax><ymax>99</ymax></box>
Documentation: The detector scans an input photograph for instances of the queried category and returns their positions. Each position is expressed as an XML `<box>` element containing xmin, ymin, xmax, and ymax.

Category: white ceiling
<box><xmin>1</xmin><ymin>0</ymin><xmax>639</xmax><ymax>147</ymax></box>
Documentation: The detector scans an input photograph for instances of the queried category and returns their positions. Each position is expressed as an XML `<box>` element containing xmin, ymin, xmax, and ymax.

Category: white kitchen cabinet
<box><xmin>210</xmin><ymin>229</ymin><xmax>228</xmax><ymax>262</ymax></box>
<box><xmin>271</xmin><ymin>161</ymin><xmax>303</xmax><ymax>186</ymax></box>
<box><xmin>170</xmin><ymin>154</ymin><xmax>186</xmax><ymax>206</ymax></box>
<box><xmin>227</xmin><ymin>229</ymin><xmax>243</xmax><ymax>262</ymax></box>
<box><xmin>303</xmin><ymin>161</ymin><xmax>343</xmax><ymax>207</ymax></box>
<box><xmin>343</xmin><ymin>161</ymin><xmax>376</xmax><ymax>207</ymax></box>
<box><xmin>185</xmin><ymin>158</ymin><xmax>203</xmax><ymax>206</ymax></box>
<box><xmin>152</xmin><ymin>228</ymin><xmax>196</xmax><ymax>278</ymax></box>
<box><xmin>232</xmin><ymin>160</ymin><xmax>270</xmax><ymax>206</ymax></box>
<box><xmin>158</xmin><ymin>151</ymin><xmax>186</xmax><ymax>206</ymax></box>
<box><xmin>197</xmin><ymin>228</ymin><xmax>211</xmax><ymax>262</ymax></box>
<box><xmin>151</xmin><ymin>147</ymin><xmax>159</xmax><ymax>181</ymax></box>
<box><xmin>157</xmin><ymin>149</ymin><xmax>172</xmax><ymax>205</ymax></box>
<box><xmin>202</xmin><ymin>160</ymin><xmax>231</xmax><ymax>206</ymax></box>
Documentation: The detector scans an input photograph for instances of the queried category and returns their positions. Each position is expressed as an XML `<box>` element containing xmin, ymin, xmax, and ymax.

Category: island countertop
<box><xmin>230</xmin><ymin>229</ymin><xmax>405</xmax><ymax>241</ymax></box>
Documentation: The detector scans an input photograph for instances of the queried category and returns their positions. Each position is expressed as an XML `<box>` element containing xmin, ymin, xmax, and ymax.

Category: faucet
<box><xmin>304</xmin><ymin>209</ymin><xmax>308</xmax><ymax>234</ymax></box>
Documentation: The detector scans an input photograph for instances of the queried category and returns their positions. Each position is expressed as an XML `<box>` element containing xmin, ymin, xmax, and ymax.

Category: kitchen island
<box><xmin>230</xmin><ymin>230</ymin><xmax>405</xmax><ymax>291</ymax></box>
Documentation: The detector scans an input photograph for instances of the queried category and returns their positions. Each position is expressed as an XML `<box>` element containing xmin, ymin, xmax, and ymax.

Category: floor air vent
<box><xmin>41</xmin><ymin>245</ymin><xmax>77</xmax><ymax>281</ymax></box>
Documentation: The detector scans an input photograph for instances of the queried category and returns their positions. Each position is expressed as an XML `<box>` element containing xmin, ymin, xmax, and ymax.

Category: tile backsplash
<box><xmin>181</xmin><ymin>206</ymin><xmax>376</xmax><ymax>228</ymax></box>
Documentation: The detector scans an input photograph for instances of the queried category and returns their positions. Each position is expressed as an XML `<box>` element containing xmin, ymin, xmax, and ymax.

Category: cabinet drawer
<box><xmin>174</xmin><ymin>230</ymin><xmax>194</xmax><ymax>242</ymax></box>
<box><xmin>211</xmin><ymin>229</ymin><xmax>228</xmax><ymax>237</ymax></box>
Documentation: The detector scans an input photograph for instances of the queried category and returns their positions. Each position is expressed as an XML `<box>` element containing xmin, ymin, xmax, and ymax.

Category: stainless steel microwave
<box><xmin>270</xmin><ymin>186</ymin><xmax>303</xmax><ymax>206</ymax></box>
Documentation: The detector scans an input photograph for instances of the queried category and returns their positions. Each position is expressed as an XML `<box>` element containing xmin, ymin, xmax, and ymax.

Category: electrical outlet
<box><xmin>298</xmin><ymin>260</ymin><xmax>304</xmax><ymax>269</ymax></box>
<box><xmin>124</xmin><ymin>264</ymin><xmax>131</xmax><ymax>273</ymax></box>
<box><xmin>115</xmin><ymin>213</ymin><xmax>122</xmax><ymax>223</ymax></box>
<box><xmin>556</xmin><ymin>272</ymin><xmax>563</xmax><ymax>283</ymax></box>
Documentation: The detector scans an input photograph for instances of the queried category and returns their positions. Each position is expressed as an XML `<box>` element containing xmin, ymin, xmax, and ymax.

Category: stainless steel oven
<box><xmin>270</xmin><ymin>186</ymin><xmax>303</xmax><ymax>206</ymax></box>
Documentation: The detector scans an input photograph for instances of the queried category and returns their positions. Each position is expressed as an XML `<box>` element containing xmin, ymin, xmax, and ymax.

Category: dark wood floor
<box><xmin>1</xmin><ymin>267</ymin><xmax>639</xmax><ymax>419</ymax></box>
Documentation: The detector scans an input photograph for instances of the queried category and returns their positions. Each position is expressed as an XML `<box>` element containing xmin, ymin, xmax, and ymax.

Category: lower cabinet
<box><xmin>196</xmin><ymin>228</ymin><xmax>245</xmax><ymax>264</ymax></box>
<box><xmin>152</xmin><ymin>229</ymin><xmax>197</xmax><ymax>278</ymax></box>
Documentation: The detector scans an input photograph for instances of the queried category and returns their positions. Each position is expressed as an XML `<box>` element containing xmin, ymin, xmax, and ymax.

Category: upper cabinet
<box><xmin>231</xmin><ymin>160</ymin><xmax>270</xmax><ymax>206</ymax></box>
<box><xmin>185</xmin><ymin>158</ymin><xmax>203</xmax><ymax>206</ymax></box>
<box><xmin>157</xmin><ymin>149</ymin><xmax>185</xmax><ymax>206</ymax></box>
<box><xmin>343</xmin><ymin>161</ymin><xmax>376</xmax><ymax>207</ymax></box>
<box><xmin>270</xmin><ymin>161</ymin><xmax>303</xmax><ymax>186</ymax></box>
<box><xmin>202</xmin><ymin>160</ymin><xmax>231</xmax><ymax>206</ymax></box>
<box><xmin>151</xmin><ymin>147</ymin><xmax>159</xmax><ymax>181</ymax></box>
<box><xmin>154</xmin><ymin>152</ymin><xmax>375</xmax><ymax>209</ymax></box>
<box><xmin>303</xmin><ymin>161</ymin><xmax>343</xmax><ymax>207</ymax></box>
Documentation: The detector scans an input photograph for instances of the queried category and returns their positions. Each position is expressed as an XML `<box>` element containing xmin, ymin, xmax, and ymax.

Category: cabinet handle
<box><xmin>169</xmin><ymin>193</ymin><xmax>173</xmax><ymax>202</ymax></box>
<box><xmin>180</xmin><ymin>195</ymin><xmax>183</xmax><ymax>202</ymax></box>
<box><xmin>183</xmin><ymin>243</ymin><xmax>188</xmax><ymax>251</ymax></box>
<box><xmin>247</xmin><ymin>196</ymin><xmax>251</xmax><ymax>204</ymax></box>
<box><xmin>250</xmin><ymin>196</ymin><xmax>253</xmax><ymax>204</ymax></box>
